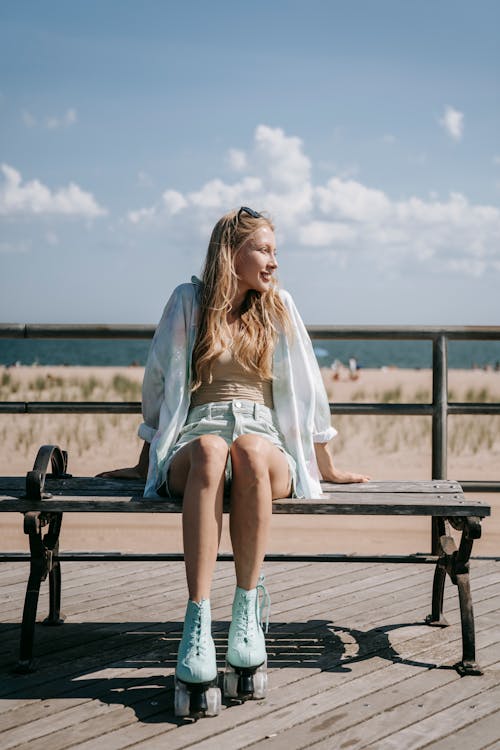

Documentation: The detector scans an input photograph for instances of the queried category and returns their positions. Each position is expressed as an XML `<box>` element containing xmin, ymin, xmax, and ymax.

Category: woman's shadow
<box><xmin>1</xmin><ymin>616</ymin><xmax>450</xmax><ymax>724</ymax></box>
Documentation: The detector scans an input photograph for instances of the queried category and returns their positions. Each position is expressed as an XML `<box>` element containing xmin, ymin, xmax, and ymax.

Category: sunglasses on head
<box><xmin>237</xmin><ymin>206</ymin><xmax>261</xmax><ymax>220</ymax></box>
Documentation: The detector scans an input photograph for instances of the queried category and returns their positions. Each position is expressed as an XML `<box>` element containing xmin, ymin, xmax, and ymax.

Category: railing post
<box><xmin>431</xmin><ymin>334</ymin><xmax>448</xmax><ymax>553</ymax></box>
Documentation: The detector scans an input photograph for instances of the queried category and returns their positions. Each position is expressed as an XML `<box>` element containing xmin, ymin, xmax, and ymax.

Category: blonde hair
<box><xmin>191</xmin><ymin>208</ymin><xmax>291</xmax><ymax>391</ymax></box>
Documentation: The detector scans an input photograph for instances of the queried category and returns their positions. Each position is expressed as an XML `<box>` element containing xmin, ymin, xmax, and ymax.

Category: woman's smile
<box><xmin>234</xmin><ymin>226</ymin><xmax>278</xmax><ymax>295</ymax></box>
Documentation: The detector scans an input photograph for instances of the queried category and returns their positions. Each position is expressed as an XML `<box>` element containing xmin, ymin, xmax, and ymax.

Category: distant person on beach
<box><xmin>349</xmin><ymin>356</ymin><xmax>359</xmax><ymax>380</ymax></box>
<box><xmin>99</xmin><ymin>207</ymin><xmax>368</xmax><ymax>716</ymax></box>
<box><xmin>330</xmin><ymin>358</ymin><xmax>343</xmax><ymax>380</ymax></box>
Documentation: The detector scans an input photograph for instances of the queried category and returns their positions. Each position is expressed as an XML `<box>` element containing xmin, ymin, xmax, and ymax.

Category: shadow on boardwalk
<box><xmin>2</xmin><ymin>618</ymin><xmax>460</xmax><ymax>722</ymax></box>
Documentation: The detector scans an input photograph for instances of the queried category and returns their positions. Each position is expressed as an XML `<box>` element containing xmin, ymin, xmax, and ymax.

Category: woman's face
<box><xmin>233</xmin><ymin>226</ymin><xmax>278</xmax><ymax>296</ymax></box>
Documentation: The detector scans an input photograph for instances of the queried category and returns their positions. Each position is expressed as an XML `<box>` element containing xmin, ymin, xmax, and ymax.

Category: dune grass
<box><xmin>1</xmin><ymin>367</ymin><xmax>499</xmax><ymax>465</ymax></box>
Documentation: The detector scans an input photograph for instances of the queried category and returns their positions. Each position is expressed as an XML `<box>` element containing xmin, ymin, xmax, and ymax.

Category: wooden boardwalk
<box><xmin>0</xmin><ymin>557</ymin><xmax>499</xmax><ymax>749</ymax></box>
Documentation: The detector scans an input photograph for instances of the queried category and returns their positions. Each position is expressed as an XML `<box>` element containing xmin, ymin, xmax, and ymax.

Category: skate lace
<box><xmin>256</xmin><ymin>576</ymin><xmax>271</xmax><ymax>634</ymax></box>
<box><xmin>234</xmin><ymin>576</ymin><xmax>271</xmax><ymax>642</ymax></box>
<box><xmin>187</xmin><ymin>608</ymin><xmax>210</xmax><ymax>657</ymax></box>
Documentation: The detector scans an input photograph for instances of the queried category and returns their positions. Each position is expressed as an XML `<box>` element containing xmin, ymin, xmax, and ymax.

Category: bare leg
<box><xmin>229</xmin><ymin>435</ymin><xmax>291</xmax><ymax>590</ymax></box>
<box><xmin>169</xmin><ymin>434</ymin><xmax>229</xmax><ymax>601</ymax></box>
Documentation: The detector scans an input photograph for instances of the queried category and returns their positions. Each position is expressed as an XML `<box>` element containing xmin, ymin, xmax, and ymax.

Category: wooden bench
<box><xmin>0</xmin><ymin>445</ymin><xmax>491</xmax><ymax>678</ymax></box>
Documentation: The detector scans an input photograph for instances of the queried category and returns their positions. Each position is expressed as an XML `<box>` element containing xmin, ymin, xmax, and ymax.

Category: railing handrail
<box><xmin>1</xmin><ymin>323</ymin><xmax>500</xmax><ymax>340</ymax></box>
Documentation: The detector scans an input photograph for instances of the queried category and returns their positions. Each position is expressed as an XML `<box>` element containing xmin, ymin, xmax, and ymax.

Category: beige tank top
<box><xmin>191</xmin><ymin>348</ymin><xmax>274</xmax><ymax>408</ymax></box>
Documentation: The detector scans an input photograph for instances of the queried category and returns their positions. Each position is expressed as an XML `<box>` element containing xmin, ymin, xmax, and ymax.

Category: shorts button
<box><xmin>235</xmin><ymin>401</ymin><xmax>242</xmax><ymax>408</ymax></box>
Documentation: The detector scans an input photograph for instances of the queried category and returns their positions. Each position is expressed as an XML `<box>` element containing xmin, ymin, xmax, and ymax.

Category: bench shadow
<box><xmin>0</xmin><ymin>618</ymin><xmax>455</xmax><ymax>723</ymax></box>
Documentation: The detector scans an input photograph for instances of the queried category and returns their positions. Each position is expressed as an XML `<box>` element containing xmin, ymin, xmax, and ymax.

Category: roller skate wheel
<box><xmin>174</xmin><ymin>679</ymin><xmax>191</xmax><ymax>717</ymax></box>
<box><xmin>224</xmin><ymin>661</ymin><xmax>267</xmax><ymax>700</ymax></box>
<box><xmin>253</xmin><ymin>668</ymin><xmax>267</xmax><ymax>699</ymax></box>
<box><xmin>224</xmin><ymin>668</ymin><xmax>240</xmax><ymax>699</ymax></box>
<box><xmin>205</xmin><ymin>686</ymin><xmax>222</xmax><ymax>716</ymax></box>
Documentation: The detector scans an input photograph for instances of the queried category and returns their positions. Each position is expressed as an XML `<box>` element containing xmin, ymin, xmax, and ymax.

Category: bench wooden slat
<box><xmin>270</xmin><ymin>495</ymin><xmax>488</xmax><ymax>516</ymax></box>
<box><xmin>0</xmin><ymin>493</ymin><xmax>489</xmax><ymax>516</ymax></box>
<box><xmin>0</xmin><ymin>477</ymin><xmax>490</xmax><ymax>517</ymax></box>
<box><xmin>319</xmin><ymin>480</ymin><xmax>462</xmax><ymax>493</ymax></box>
<box><xmin>0</xmin><ymin>477</ymin><xmax>464</xmax><ymax>495</ymax></box>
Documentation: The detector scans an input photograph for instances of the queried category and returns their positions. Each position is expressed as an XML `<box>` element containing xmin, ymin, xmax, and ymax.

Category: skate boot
<box><xmin>174</xmin><ymin>598</ymin><xmax>221</xmax><ymax>717</ymax></box>
<box><xmin>224</xmin><ymin>578</ymin><xmax>270</xmax><ymax>700</ymax></box>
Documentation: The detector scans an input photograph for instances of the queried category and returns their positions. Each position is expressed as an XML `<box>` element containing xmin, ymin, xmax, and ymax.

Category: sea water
<box><xmin>1</xmin><ymin>338</ymin><xmax>499</xmax><ymax>370</ymax></box>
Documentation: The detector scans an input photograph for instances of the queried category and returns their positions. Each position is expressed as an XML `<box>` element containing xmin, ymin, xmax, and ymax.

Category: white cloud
<box><xmin>0</xmin><ymin>164</ymin><xmax>107</xmax><ymax>218</ymax></box>
<box><xmin>46</xmin><ymin>108</ymin><xmax>78</xmax><ymax>129</ymax></box>
<box><xmin>316</xmin><ymin>178</ymin><xmax>391</xmax><ymax>223</ymax></box>
<box><xmin>21</xmin><ymin>107</ymin><xmax>78</xmax><ymax>130</ymax></box>
<box><xmin>129</xmin><ymin>176</ymin><xmax>262</xmax><ymax>225</ymax></box>
<box><xmin>439</xmin><ymin>106</ymin><xmax>464</xmax><ymax>142</ymax></box>
<box><xmin>126</xmin><ymin>124</ymin><xmax>500</xmax><ymax>278</ymax></box>
<box><xmin>318</xmin><ymin>161</ymin><xmax>360</xmax><ymax>179</ymax></box>
<box><xmin>227</xmin><ymin>148</ymin><xmax>247</xmax><ymax>172</ymax></box>
<box><xmin>128</xmin><ymin>205</ymin><xmax>156</xmax><ymax>224</ymax></box>
<box><xmin>298</xmin><ymin>220</ymin><xmax>357</xmax><ymax>246</ymax></box>
<box><xmin>493</xmin><ymin>155</ymin><xmax>500</xmax><ymax>166</ymax></box>
<box><xmin>254</xmin><ymin>125</ymin><xmax>311</xmax><ymax>190</ymax></box>
<box><xmin>188</xmin><ymin>176</ymin><xmax>262</xmax><ymax>210</ymax></box>
<box><xmin>162</xmin><ymin>189</ymin><xmax>188</xmax><ymax>215</ymax></box>
<box><xmin>382</xmin><ymin>134</ymin><xmax>397</xmax><ymax>144</ymax></box>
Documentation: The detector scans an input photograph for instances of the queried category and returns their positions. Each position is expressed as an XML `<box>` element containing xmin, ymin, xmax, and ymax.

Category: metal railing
<box><xmin>1</xmin><ymin>323</ymin><xmax>499</xmax><ymax>496</ymax></box>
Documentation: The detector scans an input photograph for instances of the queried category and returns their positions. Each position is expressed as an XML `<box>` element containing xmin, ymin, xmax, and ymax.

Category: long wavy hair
<box><xmin>191</xmin><ymin>208</ymin><xmax>291</xmax><ymax>391</ymax></box>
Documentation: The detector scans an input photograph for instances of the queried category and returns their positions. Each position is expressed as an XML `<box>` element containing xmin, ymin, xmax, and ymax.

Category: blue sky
<box><xmin>1</xmin><ymin>0</ymin><xmax>499</xmax><ymax>324</ymax></box>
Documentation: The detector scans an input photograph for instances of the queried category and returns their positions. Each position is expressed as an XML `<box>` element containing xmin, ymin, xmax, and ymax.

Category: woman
<box><xmin>102</xmin><ymin>207</ymin><xmax>368</xmax><ymax>716</ymax></box>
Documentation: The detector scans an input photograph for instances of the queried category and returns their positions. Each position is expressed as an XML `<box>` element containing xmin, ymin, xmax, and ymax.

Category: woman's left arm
<box><xmin>280</xmin><ymin>290</ymin><xmax>370</xmax><ymax>484</ymax></box>
<box><xmin>314</xmin><ymin>442</ymin><xmax>370</xmax><ymax>484</ymax></box>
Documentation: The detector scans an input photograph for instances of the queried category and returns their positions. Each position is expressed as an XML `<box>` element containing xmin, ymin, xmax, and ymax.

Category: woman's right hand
<box><xmin>96</xmin><ymin>441</ymin><xmax>150</xmax><ymax>480</ymax></box>
<box><xmin>95</xmin><ymin>466</ymin><xmax>145</xmax><ymax>480</ymax></box>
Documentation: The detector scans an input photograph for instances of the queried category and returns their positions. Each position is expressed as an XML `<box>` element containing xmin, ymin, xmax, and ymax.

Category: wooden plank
<box><xmin>0</xmin><ymin>564</ymin><xmax>426</xmax><ymax>688</ymax></box>
<box><xmin>245</xmin><ymin>591</ymin><xmax>500</xmax><ymax>750</ymax></box>
<box><xmin>16</xmin><ymin>608</ymin><xmax>496</xmax><ymax>748</ymax></box>
<box><xmin>0</xmin><ymin>477</ymin><xmax>465</xmax><ymax>495</ymax></box>
<box><xmin>320</xmin><ymin>480</ymin><xmax>464</xmax><ymax>493</ymax></box>
<box><xmin>126</xmin><ymin>645</ymin><xmax>500</xmax><ymax>750</ymax></box>
<box><xmin>422</xmin><ymin>709</ymin><xmax>500</xmax><ymax>750</ymax></box>
<box><xmin>0</xmin><ymin>562</ymin><xmax>498</xmax><ymax>750</ymax></box>
<box><xmin>2</xmin><ymin>560</ymin><xmax>496</xmax><ymax>677</ymax></box>
<box><xmin>246</xmin><ymin>666</ymin><xmax>500</xmax><ymax>750</ymax></box>
<box><xmin>63</xmin><ymin>637</ymin><xmax>500</xmax><ymax>750</ymax></box>
<box><xmin>270</xmin><ymin>495</ymin><xmax>489</xmax><ymax>516</ymax></box>
<box><xmin>2</xmin><ymin>561</ymin><xmax>496</xmax><ymax>706</ymax></box>
<box><xmin>0</xmin><ymin>494</ymin><xmax>489</xmax><ymax>516</ymax></box>
<box><xmin>356</xmin><ymin>683</ymin><xmax>500</xmax><ymax>750</ymax></box>
<box><xmin>0</xmin><ymin>560</ymin><xmax>191</xmax><ymax>622</ymax></box>
<box><xmin>1</xmin><ymin>560</ymin><xmax>495</xmax><ymax>666</ymax></box>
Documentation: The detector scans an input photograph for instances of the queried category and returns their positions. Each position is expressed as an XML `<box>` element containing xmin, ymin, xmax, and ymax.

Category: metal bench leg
<box><xmin>426</xmin><ymin>558</ymin><xmax>449</xmax><ymax>627</ymax></box>
<box><xmin>454</xmin><ymin>517</ymin><xmax>482</xmax><ymax>676</ymax></box>
<box><xmin>425</xmin><ymin>516</ymin><xmax>483</xmax><ymax>675</ymax></box>
<box><xmin>455</xmin><ymin>571</ymin><xmax>481</xmax><ymax>675</ymax></box>
<box><xmin>43</xmin><ymin>513</ymin><xmax>65</xmax><ymax>626</ymax></box>
<box><xmin>426</xmin><ymin>517</ymin><xmax>450</xmax><ymax>627</ymax></box>
<box><xmin>15</xmin><ymin>511</ymin><xmax>64</xmax><ymax>673</ymax></box>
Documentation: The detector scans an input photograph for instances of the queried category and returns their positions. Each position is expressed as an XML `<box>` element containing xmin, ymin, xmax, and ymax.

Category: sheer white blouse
<box><xmin>139</xmin><ymin>277</ymin><xmax>337</xmax><ymax>498</ymax></box>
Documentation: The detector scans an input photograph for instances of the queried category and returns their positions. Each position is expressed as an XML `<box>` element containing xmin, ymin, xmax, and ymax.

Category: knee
<box><xmin>230</xmin><ymin>435</ymin><xmax>269</xmax><ymax>476</ymax></box>
<box><xmin>190</xmin><ymin>434</ymin><xmax>229</xmax><ymax>480</ymax></box>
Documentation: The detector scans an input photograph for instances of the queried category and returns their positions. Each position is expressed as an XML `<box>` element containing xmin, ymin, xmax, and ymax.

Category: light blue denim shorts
<box><xmin>157</xmin><ymin>399</ymin><xmax>296</xmax><ymax>498</ymax></box>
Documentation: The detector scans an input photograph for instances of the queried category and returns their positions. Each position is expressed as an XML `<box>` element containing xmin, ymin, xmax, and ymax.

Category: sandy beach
<box><xmin>1</xmin><ymin>365</ymin><xmax>499</xmax><ymax>556</ymax></box>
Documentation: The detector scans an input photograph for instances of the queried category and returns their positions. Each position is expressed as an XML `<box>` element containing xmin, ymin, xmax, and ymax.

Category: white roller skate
<box><xmin>174</xmin><ymin>598</ymin><xmax>221</xmax><ymax>717</ymax></box>
<box><xmin>224</xmin><ymin>578</ymin><xmax>270</xmax><ymax>701</ymax></box>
